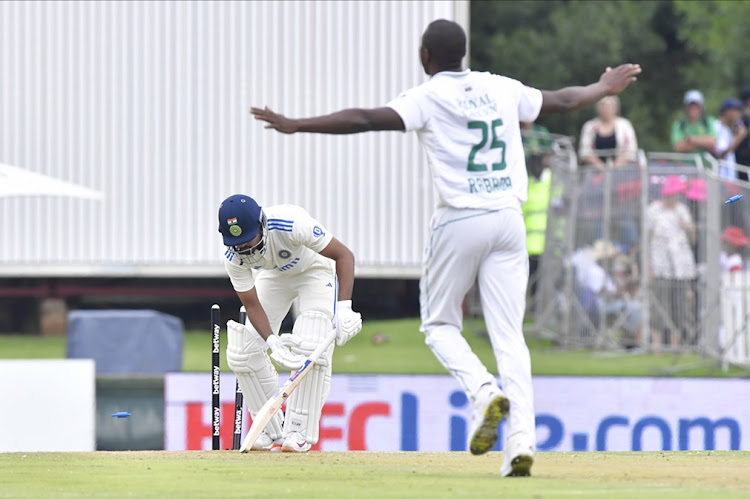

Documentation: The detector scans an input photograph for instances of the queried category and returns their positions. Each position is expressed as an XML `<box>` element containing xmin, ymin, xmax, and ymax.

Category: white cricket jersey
<box><xmin>387</xmin><ymin>69</ymin><xmax>543</xmax><ymax>209</ymax></box>
<box><xmin>223</xmin><ymin>204</ymin><xmax>334</xmax><ymax>292</ymax></box>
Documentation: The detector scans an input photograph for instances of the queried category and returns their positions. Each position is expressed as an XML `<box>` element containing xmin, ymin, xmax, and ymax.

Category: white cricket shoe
<box><xmin>500</xmin><ymin>434</ymin><xmax>534</xmax><ymax>477</ymax></box>
<box><xmin>281</xmin><ymin>432</ymin><xmax>312</xmax><ymax>453</ymax></box>
<box><xmin>250</xmin><ymin>432</ymin><xmax>283</xmax><ymax>452</ymax></box>
<box><xmin>468</xmin><ymin>387</ymin><xmax>510</xmax><ymax>456</ymax></box>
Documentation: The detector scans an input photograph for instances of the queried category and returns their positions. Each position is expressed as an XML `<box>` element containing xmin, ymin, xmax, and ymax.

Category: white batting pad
<box><xmin>226</xmin><ymin>320</ymin><xmax>283</xmax><ymax>440</ymax></box>
<box><xmin>284</xmin><ymin>311</ymin><xmax>335</xmax><ymax>444</ymax></box>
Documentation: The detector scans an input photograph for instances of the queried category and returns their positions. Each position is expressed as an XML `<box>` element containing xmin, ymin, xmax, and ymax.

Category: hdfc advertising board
<box><xmin>165</xmin><ymin>375</ymin><xmax>750</xmax><ymax>452</ymax></box>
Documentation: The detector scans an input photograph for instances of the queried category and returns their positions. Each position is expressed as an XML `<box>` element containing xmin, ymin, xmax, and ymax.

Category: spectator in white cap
<box><xmin>671</xmin><ymin>89</ymin><xmax>717</xmax><ymax>165</ymax></box>
<box><xmin>714</xmin><ymin>97</ymin><xmax>748</xmax><ymax>179</ymax></box>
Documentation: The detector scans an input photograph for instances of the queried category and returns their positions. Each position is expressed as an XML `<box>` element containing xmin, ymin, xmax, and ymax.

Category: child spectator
<box><xmin>646</xmin><ymin>176</ymin><xmax>697</xmax><ymax>348</ymax></box>
<box><xmin>720</xmin><ymin>226</ymin><xmax>748</xmax><ymax>273</ymax></box>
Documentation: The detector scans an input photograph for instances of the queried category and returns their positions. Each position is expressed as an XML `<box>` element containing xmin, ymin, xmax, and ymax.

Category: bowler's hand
<box><xmin>250</xmin><ymin>106</ymin><xmax>299</xmax><ymax>134</ymax></box>
<box><xmin>600</xmin><ymin>64</ymin><xmax>642</xmax><ymax>95</ymax></box>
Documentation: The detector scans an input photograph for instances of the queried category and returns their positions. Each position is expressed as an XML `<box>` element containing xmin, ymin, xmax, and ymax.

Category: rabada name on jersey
<box><xmin>468</xmin><ymin>175</ymin><xmax>512</xmax><ymax>194</ymax></box>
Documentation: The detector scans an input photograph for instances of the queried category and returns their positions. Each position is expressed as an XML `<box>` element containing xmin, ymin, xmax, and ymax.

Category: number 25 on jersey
<box><xmin>467</xmin><ymin>119</ymin><xmax>506</xmax><ymax>172</ymax></box>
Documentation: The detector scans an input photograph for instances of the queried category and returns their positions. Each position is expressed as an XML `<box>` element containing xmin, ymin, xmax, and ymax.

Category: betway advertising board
<box><xmin>165</xmin><ymin>375</ymin><xmax>750</xmax><ymax>452</ymax></box>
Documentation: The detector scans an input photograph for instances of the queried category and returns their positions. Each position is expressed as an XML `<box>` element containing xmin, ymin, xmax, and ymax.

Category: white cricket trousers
<box><xmin>252</xmin><ymin>259</ymin><xmax>336</xmax><ymax>331</ymax></box>
<box><xmin>420</xmin><ymin>205</ymin><xmax>534</xmax><ymax>444</ymax></box>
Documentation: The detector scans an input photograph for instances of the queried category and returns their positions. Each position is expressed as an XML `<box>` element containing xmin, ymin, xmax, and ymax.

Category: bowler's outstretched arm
<box><xmin>250</xmin><ymin>106</ymin><xmax>405</xmax><ymax>134</ymax></box>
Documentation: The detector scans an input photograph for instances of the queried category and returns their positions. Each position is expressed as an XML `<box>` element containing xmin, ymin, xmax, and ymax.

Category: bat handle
<box><xmin>308</xmin><ymin>329</ymin><xmax>338</xmax><ymax>363</ymax></box>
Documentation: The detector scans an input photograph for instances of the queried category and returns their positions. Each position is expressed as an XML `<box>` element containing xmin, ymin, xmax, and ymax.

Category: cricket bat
<box><xmin>239</xmin><ymin>328</ymin><xmax>338</xmax><ymax>453</ymax></box>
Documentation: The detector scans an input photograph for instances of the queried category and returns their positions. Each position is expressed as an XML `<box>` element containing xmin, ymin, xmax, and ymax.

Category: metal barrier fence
<box><xmin>529</xmin><ymin>146</ymin><xmax>750</xmax><ymax>368</ymax></box>
<box><xmin>716</xmin><ymin>160</ymin><xmax>750</xmax><ymax>369</ymax></box>
<box><xmin>721</xmin><ymin>271</ymin><xmax>750</xmax><ymax>369</ymax></box>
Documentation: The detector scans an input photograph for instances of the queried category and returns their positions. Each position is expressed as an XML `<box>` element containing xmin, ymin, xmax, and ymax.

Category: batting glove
<box><xmin>336</xmin><ymin>300</ymin><xmax>363</xmax><ymax>346</ymax></box>
<box><xmin>266</xmin><ymin>334</ymin><xmax>306</xmax><ymax>370</ymax></box>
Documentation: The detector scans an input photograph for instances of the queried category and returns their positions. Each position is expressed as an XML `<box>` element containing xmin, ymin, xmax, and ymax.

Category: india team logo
<box><xmin>278</xmin><ymin>250</ymin><xmax>291</xmax><ymax>259</ymax></box>
<box><xmin>227</xmin><ymin>217</ymin><xmax>242</xmax><ymax>237</ymax></box>
<box><xmin>313</xmin><ymin>226</ymin><xmax>325</xmax><ymax>238</ymax></box>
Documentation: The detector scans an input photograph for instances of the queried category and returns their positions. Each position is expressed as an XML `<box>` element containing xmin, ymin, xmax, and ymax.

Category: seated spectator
<box><xmin>571</xmin><ymin>240</ymin><xmax>619</xmax><ymax>318</ymax></box>
<box><xmin>570</xmin><ymin>240</ymin><xmax>640</xmax><ymax>342</ymax></box>
<box><xmin>734</xmin><ymin>85</ymin><xmax>750</xmax><ymax>180</ymax></box>
<box><xmin>610</xmin><ymin>253</ymin><xmax>642</xmax><ymax>347</ymax></box>
<box><xmin>579</xmin><ymin>96</ymin><xmax>638</xmax><ymax>170</ymax></box>
<box><xmin>671</xmin><ymin>90</ymin><xmax>717</xmax><ymax>165</ymax></box>
<box><xmin>720</xmin><ymin>226</ymin><xmax>749</xmax><ymax>273</ymax></box>
<box><xmin>715</xmin><ymin>98</ymin><xmax>748</xmax><ymax>179</ymax></box>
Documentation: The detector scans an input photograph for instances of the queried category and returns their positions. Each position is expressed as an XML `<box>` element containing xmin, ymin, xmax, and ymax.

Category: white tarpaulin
<box><xmin>0</xmin><ymin>162</ymin><xmax>102</xmax><ymax>200</ymax></box>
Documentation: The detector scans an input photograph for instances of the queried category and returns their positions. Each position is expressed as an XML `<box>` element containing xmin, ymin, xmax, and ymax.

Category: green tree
<box><xmin>470</xmin><ymin>0</ymin><xmax>710</xmax><ymax>152</ymax></box>
<box><xmin>673</xmin><ymin>0</ymin><xmax>750</xmax><ymax>114</ymax></box>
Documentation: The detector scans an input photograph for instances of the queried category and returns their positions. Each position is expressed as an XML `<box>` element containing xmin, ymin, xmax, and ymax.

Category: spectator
<box><xmin>610</xmin><ymin>253</ymin><xmax>642</xmax><ymax>347</ymax></box>
<box><xmin>714</xmin><ymin>98</ymin><xmax>748</xmax><ymax>179</ymax></box>
<box><xmin>734</xmin><ymin>85</ymin><xmax>750</xmax><ymax>180</ymax></box>
<box><xmin>578</xmin><ymin>97</ymin><xmax>639</xmax><ymax>253</ymax></box>
<box><xmin>570</xmin><ymin>240</ymin><xmax>640</xmax><ymax>343</ymax></box>
<box><xmin>671</xmin><ymin>90</ymin><xmax>717</xmax><ymax>165</ymax></box>
<box><xmin>521</xmin><ymin>121</ymin><xmax>552</xmax><ymax>171</ymax></box>
<box><xmin>720</xmin><ymin>226</ymin><xmax>748</xmax><ymax>273</ymax></box>
<box><xmin>646</xmin><ymin>176</ymin><xmax>697</xmax><ymax>348</ymax></box>
<box><xmin>571</xmin><ymin>240</ymin><xmax>620</xmax><ymax>322</ymax></box>
<box><xmin>579</xmin><ymin>96</ymin><xmax>638</xmax><ymax>170</ymax></box>
<box><xmin>717</xmin><ymin>225</ymin><xmax>749</xmax><ymax>354</ymax></box>
<box><xmin>522</xmin><ymin>121</ymin><xmax>552</xmax><ymax>304</ymax></box>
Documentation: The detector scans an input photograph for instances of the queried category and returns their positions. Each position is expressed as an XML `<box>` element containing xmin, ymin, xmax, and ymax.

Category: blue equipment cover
<box><xmin>67</xmin><ymin>310</ymin><xmax>184</xmax><ymax>374</ymax></box>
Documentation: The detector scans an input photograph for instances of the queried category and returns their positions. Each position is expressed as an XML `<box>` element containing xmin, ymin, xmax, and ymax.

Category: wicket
<box><xmin>211</xmin><ymin>304</ymin><xmax>245</xmax><ymax>450</ymax></box>
<box><xmin>232</xmin><ymin>307</ymin><xmax>246</xmax><ymax>450</ymax></box>
<box><xmin>211</xmin><ymin>305</ymin><xmax>220</xmax><ymax>450</ymax></box>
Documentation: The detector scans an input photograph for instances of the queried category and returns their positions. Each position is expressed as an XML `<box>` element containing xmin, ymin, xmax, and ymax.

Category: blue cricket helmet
<box><xmin>217</xmin><ymin>194</ymin><xmax>263</xmax><ymax>247</ymax></box>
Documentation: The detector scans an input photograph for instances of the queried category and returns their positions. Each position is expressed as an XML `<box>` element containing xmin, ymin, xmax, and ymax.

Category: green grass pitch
<box><xmin>2</xmin><ymin>451</ymin><xmax>749</xmax><ymax>498</ymax></box>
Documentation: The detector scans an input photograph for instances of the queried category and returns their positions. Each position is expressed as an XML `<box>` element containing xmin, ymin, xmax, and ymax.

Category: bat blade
<box><xmin>238</xmin><ymin>329</ymin><xmax>337</xmax><ymax>453</ymax></box>
<box><xmin>238</xmin><ymin>359</ymin><xmax>314</xmax><ymax>452</ymax></box>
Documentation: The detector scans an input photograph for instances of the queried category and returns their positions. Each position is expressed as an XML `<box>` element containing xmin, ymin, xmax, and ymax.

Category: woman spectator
<box><xmin>579</xmin><ymin>96</ymin><xmax>638</xmax><ymax>170</ymax></box>
<box><xmin>646</xmin><ymin>176</ymin><xmax>697</xmax><ymax>348</ymax></box>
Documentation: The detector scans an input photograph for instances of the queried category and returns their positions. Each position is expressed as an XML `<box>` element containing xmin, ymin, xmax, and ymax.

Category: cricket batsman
<box><xmin>218</xmin><ymin>193</ymin><xmax>362</xmax><ymax>452</ymax></box>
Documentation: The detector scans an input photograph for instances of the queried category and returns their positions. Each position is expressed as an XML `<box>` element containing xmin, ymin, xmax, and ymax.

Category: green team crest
<box><xmin>226</xmin><ymin>217</ymin><xmax>242</xmax><ymax>237</ymax></box>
